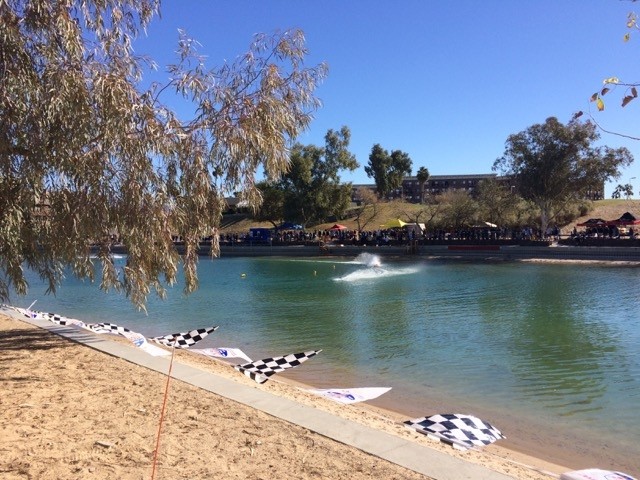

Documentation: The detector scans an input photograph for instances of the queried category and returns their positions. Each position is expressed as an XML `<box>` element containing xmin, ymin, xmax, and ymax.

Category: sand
<box><xmin>0</xmin><ymin>312</ymin><xmax>583</xmax><ymax>480</ymax></box>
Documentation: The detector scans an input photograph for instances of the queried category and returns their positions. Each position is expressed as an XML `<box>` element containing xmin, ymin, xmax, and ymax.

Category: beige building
<box><xmin>352</xmin><ymin>173</ymin><xmax>604</xmax><ymax>203</ymax></box>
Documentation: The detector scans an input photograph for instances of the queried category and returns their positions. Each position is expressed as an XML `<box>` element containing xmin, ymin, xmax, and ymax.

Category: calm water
<box><xmin>12</xmin><ymin>254</ymin><xmax>640</xmax><ymax>471</ymax></box>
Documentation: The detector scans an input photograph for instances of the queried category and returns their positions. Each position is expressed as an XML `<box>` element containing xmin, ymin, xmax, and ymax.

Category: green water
<box><xmin>14</xmin><ymin>254</ymin><xmax>640</xmax><ymax>472</ymax></box>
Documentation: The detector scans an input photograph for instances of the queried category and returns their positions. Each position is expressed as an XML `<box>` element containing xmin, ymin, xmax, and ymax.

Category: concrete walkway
<box><xmin>10</xmin><ymin>311</ymin><xmax>514</xmax><ymax>480</ymax></box>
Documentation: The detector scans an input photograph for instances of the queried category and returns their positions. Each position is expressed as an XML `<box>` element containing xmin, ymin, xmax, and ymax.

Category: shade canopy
<box><xmin>576</xmin><ymin>218</ymin><xmax>608</xmax><ymax>227</ymax></box>
<box><xmin>380</xmin><ymin>218</ymin><xmax>407</xmax><ymax>229</ymax></box>
<box><xmin>329</xmin><ymin>224</ymin><xmax>347</xmax><ymax>230</ymax></box>
<box><xmin>609</xmin><ymin>212</ymin><xmax>640</xmax><ymax>226</ymax></box>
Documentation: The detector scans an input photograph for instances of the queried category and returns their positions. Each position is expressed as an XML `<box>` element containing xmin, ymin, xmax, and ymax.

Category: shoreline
<box><xmin>4</xmin><ymin>254</ymin><xmax>640</xmax><ymax>477</ymax></box>
<box><xmin>214</xmin><ymin>243</ymin><xmax>640</xmax><ymax>263</ymax></box>
<box><xmin>0</xmin><ymin>310</ymin><xmax>597</xmax><ymax>480</ymax></box>
<box><xmin>258</xmin><ymin>342</ymin><xmax>638</xmax><ymax>477</ymax></box>
<box><xmin>103</xmin><ymin>241</ymin><xmax>640</xmax><ymax>262</ymax></box>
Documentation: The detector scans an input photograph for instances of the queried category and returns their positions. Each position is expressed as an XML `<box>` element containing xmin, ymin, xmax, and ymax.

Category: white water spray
<box><xmin>354</xmin><ymin>252</ymin><xmax>382</xmax><ymax>268</ymax></box>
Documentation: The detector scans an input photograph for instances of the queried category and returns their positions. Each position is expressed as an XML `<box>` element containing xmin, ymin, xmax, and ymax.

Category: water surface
<box><xmin>13</xmin><ymin>254</ymin><xmax>640</xmax><ymax>472</ymax></box>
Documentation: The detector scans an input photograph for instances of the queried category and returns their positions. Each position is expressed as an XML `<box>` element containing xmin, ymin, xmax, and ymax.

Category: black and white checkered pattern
<box><xmin>43</xmin><ymin>312</ymin><xmax>65</xmax><ymax>323</ymax></box>
<box><xmin>87</xmin><ymin>322</ymin><xmax>131</xmax><ymax>335</ymax></box>
<box><xmin>40</xmin><ymin>312</ymin><xmax>87</xmax><ymax>329</ymax></box>
<box><xmin>234</xmin><ymin>350</ymin><xmax>322</xmax><ymax>384</ymax></box>
<box><xmin>404</xmin><ymin>413</ymin><xmax>505</xmax><ymax>450</ymax></box>
<box><xmin>23</xmin><ymin>310</ymin><xmax>62</xmax><ymax>322</ymax></box>
<box><xmin>238</xmin><ymin>370</ymin><xmax>270</xmax><ymax>384</ymax></box>
<box><xmin>151</xmin><ymin>326</ymin><xmax>218</xmax><ymax>348</ymax></box>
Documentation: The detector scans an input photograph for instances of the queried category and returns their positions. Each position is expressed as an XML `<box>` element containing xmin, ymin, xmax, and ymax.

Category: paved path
<box><xmin>11</xmin><ymin>311</ymin><xmax>514</xmax><ymax>480</ymax></box>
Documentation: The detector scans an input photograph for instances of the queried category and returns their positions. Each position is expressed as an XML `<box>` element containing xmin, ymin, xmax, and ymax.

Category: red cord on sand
<box><xmin>151</xmin><ymin>346</ymin><xmax>176</xmax><ymax>480</ymax></box>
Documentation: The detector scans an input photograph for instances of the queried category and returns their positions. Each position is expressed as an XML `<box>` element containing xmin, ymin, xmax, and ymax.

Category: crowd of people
<box><xmin>216</xmin><ymin>225</ymin><xmax>566</xmax><ymax>247</ymax></box>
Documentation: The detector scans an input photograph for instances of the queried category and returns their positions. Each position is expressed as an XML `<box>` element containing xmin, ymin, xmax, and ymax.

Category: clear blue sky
<box><xmin>136</xmin><ymin>0</ymin><xmax>640</xmax><ymax>197</ymax></box>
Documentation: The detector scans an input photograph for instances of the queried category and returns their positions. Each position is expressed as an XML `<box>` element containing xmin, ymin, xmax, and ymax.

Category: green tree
<box><xmin>352</xmin><ymin>186</ymin><xmax>379</xmax><ymax>232</ymax></box>
<box><xmin>493</xmin><ymin>117</ymin><xmax>633</xmax><ymax>234</ymax></box>
<box><xmin>365</xmin><ymin>144</ymin><xmax>390</xmax><ymax>197</ymax></box>
<box><xmin>279</xmin><ymin>127</ymin><xmax>358</xmax><ymax>226</ymax></box>
<box><xmin>416</xmin><ymin>166</ymin><xmax>430</xmax><ymax>203</ymax></box>
<box><xmin>0</xmin><ymin>0</ymin><xmax>327</xmax><ymax>309</ymax></box>
<box><xmin>255</xmin><ymin>181</ymin><xmax>285</xmax><ymax>229</ymax></box>
<box><xmin>364</xmin><ymin>144</ymin><xmax>412</xmax><ymax>198</ymax></box>
<box><xmin>612</xmin><ymin>183</ymin><xmax>634</xmax><ymax>199</ymax></box>
<box><xmin>438</xmin><ymin>190</ymin><xmax>478</xmax><ymax>230</ymax></box>
<box><xmin>475</xmin><ymin>178</ymin><xmax>516</xmax><ymax>227</ymax></box>
<box><xmin>389</xmin><ymin>150</ymin><xmax>412</xmax><ymax>198</ymax></box>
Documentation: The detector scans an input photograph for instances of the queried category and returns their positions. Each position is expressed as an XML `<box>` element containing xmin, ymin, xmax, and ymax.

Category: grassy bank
<box><xmin>221</xmin><ymin>199</ymin><xmax>640</xmax><ymax>235</ymax></box>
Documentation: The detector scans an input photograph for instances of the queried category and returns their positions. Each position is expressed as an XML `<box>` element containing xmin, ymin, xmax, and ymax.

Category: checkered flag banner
<box><xmin>235</xmin><ymin>350</ymin><xmax>322</xmax><ymax>384</ymax></box>
<box><xmin>151</xmin><ymin>326</ymin><xmax>218</xmax><ymax>348</ymax></box>
<box><xmin>87</xmin><ymin>322</ymin><xmax>132</xmax><ymax>335</ymax></box>
<box><xmin>35</xmin><ymin>311</ymin><xmax>88</xmax><ymax>329</ymax></box>
<box><xmin>404</xmin><ymin>413</ymin><xmax>505</xmax><ymax>450</ymax></box>
<box><xmin>560</xmin><ymin>469</ymin><xmax>638</xmax><ymax>480</ymax></box>
<box><xmin>10</xmin><ymin>305</ymin><xmax>39</xmax><ymax>319</ymax></box>
<box><xmin>192</xmin><ymin>347</ymin><xmax>252</xmax><ymax>363</ymax></box>
<box><xmin>304</xmin><ymin>387</ymin><xmax>392</xmax><ymax>405</ymax></box>
<box><xmin>120</xmin><ymin>331</ymin><xmax>171</xmax><ymax>357</ymax></box>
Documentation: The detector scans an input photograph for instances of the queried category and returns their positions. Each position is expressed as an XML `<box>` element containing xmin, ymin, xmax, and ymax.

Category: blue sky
<box><xmin>137</xmin><ymin>1</ymin><xmax>640</xmax><ymax>197</ymax></box>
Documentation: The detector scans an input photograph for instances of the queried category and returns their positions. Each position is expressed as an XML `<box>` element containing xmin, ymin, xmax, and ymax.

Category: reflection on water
<box><xmin>12</xmin><ymin>255</ymin><xmax>640</xmax><ymax>465</ymax></box>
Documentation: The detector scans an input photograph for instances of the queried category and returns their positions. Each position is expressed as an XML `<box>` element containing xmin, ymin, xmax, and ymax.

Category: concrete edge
<box><xmin>4</xmin><ymin>307</ymin><xmax>514</xmax><ymax>480</ymax></box>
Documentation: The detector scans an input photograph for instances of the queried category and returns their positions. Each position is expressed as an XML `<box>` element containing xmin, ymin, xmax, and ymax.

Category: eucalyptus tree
<box><xmin>438</xmin><ymin>189</ymin><xmax>478</xmax><ymax>230</ymax></box>
<box><xmin>581</xmin><ymin>10</ymin><xmax>640</xmax><ymax>141</ymax></box>
<box><xmin>365</xmin><ymin>144</ymin><xmax>412</xmax><ymax>198</ymax></box>
<box><xmin>255</xmin><ymin>182</ymin><xmax>286</xmax><ymax>229</ymax></box>
<box><xmin>364</xmin><ymin>144</ymin><xmax>390</xmax><ymax>197</ymax></box>
<box><xmin>611</xmin><ymin>183</ymin><xmax>634</xmax><ymax>199</ymax></box>
<box><xmin>352</xmin><ymin>186</ymin><xmax>379</xmax><ymax>232</ymax></box>
<box><xmin>493</xmin><ymin>117</ymin><xmax>633</xmax><ymax>234</ymax></box>
<box><xmin>279</xmin><ymin>126</ymin><xmax>358</xmax><ymax>226</ymax></box>
<box><xmin>0</xmin><ymin>0</ymin><xmax>327</xmax><ymax>308</ymax></box>
<box><xmin>475</xmin><ymin>178</ymin><xmax>516</xmax><ymax>226</ymax></box>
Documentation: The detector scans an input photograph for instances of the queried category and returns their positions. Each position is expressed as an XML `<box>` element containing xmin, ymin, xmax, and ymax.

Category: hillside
<box><xmin>563</xmin><ymin>199</ymin><xmax>640</xmax><ymax>233</ymax></box>
<box><xmin>219</xmin><ymin>199</ymin><xmax>640</xmax><ymax>234</ymax></box>
<box><xmin>219</xmin><ymin>200</ymin><xmax>430</xmax><ymax>234</ymax></box>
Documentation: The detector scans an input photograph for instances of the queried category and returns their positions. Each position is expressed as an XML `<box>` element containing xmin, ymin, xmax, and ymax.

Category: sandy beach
<box><xmin>0</xmin><ymin>311</ymin><xmax>583</xmax><ymax>480</ymax></box>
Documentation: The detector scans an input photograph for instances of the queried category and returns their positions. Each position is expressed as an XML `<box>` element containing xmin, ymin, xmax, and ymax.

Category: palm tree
<box><xmin>416</xmin><ymin>167</ymin><xmax>430</xmax><ymax>204</ymax></box>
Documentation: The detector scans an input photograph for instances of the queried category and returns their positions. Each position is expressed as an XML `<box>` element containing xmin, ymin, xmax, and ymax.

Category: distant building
<box><xmin>352</xmin><ymin>173</ymin><xmax>604</xmax><ymax>203</ymax></box>
<box><xmin>352</xmin><ymin>173</ymin><xmax>501</xmax><ymax>203</ymax></box>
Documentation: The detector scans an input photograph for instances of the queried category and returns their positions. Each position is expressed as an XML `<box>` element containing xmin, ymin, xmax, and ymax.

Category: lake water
<box><xmin>12</xmin><ymin>253</ymin><xmax>640</xmax><ymax>472</ymax></box>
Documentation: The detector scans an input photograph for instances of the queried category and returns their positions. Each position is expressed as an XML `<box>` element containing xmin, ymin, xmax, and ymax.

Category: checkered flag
<box><xmin>404</xmin><ymin>413</ymin><xmax>504</xmax><ymax>450</ymax></box>
<box><xmin>87</xmin><ymin>322</ymin><xmax>131</xmax><ymax>335</ymax></box>
<box><xmin>41</xmin><ymin>312</ymin><xmax>87</xmax><ymax>329</ymax></box>
<box><xmin>43</xmin><ymin>312</ymin><xmax>64</xmax><ymax>323</ymax></box>
<box><xmin>30</xmin><ymin>311</ymin><xmax>64</xmax><ymax>323</ymax></box>
<box><xmin>151</xmin><ymin>326</ymin><xmax>218</xmax><ymax>348</ymax></box>
<box><xmin>234</xmin><ymin>350</ymin><xmax>322</xmax><ymax>384</ymax></box>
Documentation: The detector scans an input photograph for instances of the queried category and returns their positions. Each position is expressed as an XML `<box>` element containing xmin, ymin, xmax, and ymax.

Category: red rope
<box><xmin>151</xmin><ymin>347</ymin><xmax>176</xmax><ymax>480</ymax></box>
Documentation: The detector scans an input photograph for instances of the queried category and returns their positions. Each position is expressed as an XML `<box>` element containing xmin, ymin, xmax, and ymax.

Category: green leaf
<box><xmin>596</xmin><ymin>97</ymin><xmax>605</xmax><ymax>111</ymax></box>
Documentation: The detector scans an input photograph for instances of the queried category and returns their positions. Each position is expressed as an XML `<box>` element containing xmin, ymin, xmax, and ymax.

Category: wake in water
<box><xmin>334</xmin><ymin>253</ymin><xmax>419</xmax><ymax>282</ymax></box>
